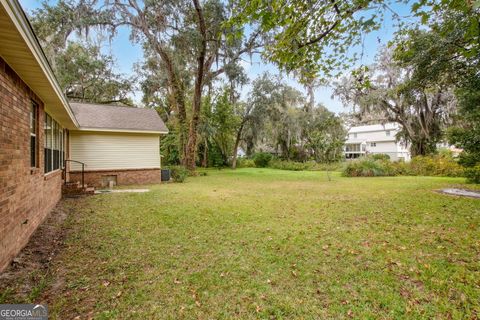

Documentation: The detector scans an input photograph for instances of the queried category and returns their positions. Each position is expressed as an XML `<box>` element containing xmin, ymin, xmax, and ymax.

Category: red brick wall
<box><xmin>69</xmin><ymin>168</ymin><xmax>161</xmax><ymax>187</ymax></box>
<box><xmin>0</xmin><ymin>57</ymin><xmax>63</xmax><ymax>272</ymax></box>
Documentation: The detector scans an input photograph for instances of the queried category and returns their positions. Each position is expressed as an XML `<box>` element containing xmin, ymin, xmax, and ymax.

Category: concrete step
<box><xmin>62</xmin><ymin>182</ymin><xmax>95</xmax><ymax>197</ymax></box>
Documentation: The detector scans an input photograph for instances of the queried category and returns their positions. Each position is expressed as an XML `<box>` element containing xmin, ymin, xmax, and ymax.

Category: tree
<box><xmin>260</xmin><ymin>83</ymin><xmax>305</xmax><ymax>159</ymax></box>
<box><xmin>30</xmin><ymin>0</ymin><xmax>113</xmax><ymax>65</ymax></box>
<box><xmin>30</xmin><ymin>3</ymin><xmax>133</xmax><ymax>105</ymax></box>
<box><xmin>230</xmin><ymin>0</ymin><xmax>396</xmax><ymax>79</ymax></box>
<box><xmin>448</xmin><ymin>77</ymin><xmax>480</xmax><ymax>168</ymax></box>
<box><xmin>31</xmin><ymin>0</ymin><xmax>262</xmax><ymax>170</ymax></box>
<box><xmin>55</xmin><ymin>42</ymin><xmax>133</xmax><ymax>104</ymax></box>
<box><xmin>334</xmin><ymin>49</ymin><xmax>456</xmax><ymax>156</ymax></box>
<box><xmin>109</xmin><ymin>0</ymin><xmax>261</xmax><ymax>169</ymax></box>
<box><xmin>392</xmin><ymin>0</ymin><xmax>479</xmax><ymax>167</ymax></box>
<box><xmin>234</xmin><ymin>73</ymin><xmax>306</xmax><ymax>161</ymax></box>
<box><xmin>232</xmin><ymin>73</ymin><xmax>279</xmax><ymax>164</ymax></box>
<box><xmin>303</xmin><ymin>105</ymin><xmax>346</xmax><ymax>164</ymax></box>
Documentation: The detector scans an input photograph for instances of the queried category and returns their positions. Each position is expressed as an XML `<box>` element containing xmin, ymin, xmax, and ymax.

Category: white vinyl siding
<box><xmin>70</xmin><ymin>131</ymin><xmax>160</xmax><ymax>171</ymax></box>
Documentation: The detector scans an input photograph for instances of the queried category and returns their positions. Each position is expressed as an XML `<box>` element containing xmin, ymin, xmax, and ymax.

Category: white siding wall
<box><xmin>70</xmin><ymin>131</ymin><xmax>161</xmax><ymax>171</ymax></box>
<box><xmin>347</xmin><ymin>129</ymin><xmax>399</xmax><ymax>142</ymax></box>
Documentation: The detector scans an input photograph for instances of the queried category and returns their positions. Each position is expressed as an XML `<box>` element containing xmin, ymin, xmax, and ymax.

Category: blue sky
<box><xmin>20</xmin><ymin>0</ymin><xmax>415</xmax><ymax>114</ymax></box>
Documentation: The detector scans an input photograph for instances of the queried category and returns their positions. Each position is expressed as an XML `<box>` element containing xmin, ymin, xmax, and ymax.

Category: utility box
<box><xmin>161</xmin><ymin>169</ymin><xmax>171</xmax><ymax>182</ymax></box>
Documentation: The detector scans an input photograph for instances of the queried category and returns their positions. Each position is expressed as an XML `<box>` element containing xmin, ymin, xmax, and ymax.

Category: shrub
<box><xmin>408</xmin><ymin>154</ymin><xmax>464</xmax><ymax>177</ymax></box>
<box><xmin>169</xmin><ymin>166</ymin><xmax>188</xmax><ymax>183</ymax></box>
<box><xmin>342</xmin><ymin>158</ymin><xmax>396</xmax><ymax>177</ymax></box>
<box><xmin>253</xmin><ymin>152</ymin><xmax>273</xmax><ymax>168</ymax></box>
<box><xmin>269</xmin><ymin>160</ymin><xmax>311</xmax><ymax>171</ymax></box>
<box><xmin>371</xmin><ymin>153</ymin><xmax>391</xmax><ymax>161</ymax></box>
<box><xmin>390</xmin><ymin>160</ymin><xmax>412</xmax><ymax>175</ymax></box>
<box><xmin>343</xmin><ymin>153</ymin><xmax>465</xmax><ymax>178</ymax></box>
<box><xmin>308</xmin><ymin>161</ymin><xmax>344</xmax><ymax>172</ymax></box>
<box><xmin>236</xmin><ymin>158</ymin><xmax>256</xmax><ymax>168</ymax></box>
<box><xmin>464</xmin><ymin>164</ymin><xmax>480</xmax><ymax>183</ymax></box>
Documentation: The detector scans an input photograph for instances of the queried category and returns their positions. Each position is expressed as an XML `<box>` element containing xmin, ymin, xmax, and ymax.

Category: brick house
<box><xmin>0</xmin><ymin>0</ymin><xmax>167</xmax><ymax>271</ymax></box>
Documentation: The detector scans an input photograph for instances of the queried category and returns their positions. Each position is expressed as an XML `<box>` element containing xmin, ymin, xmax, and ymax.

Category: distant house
<box><xmin>344</xmin><ymin>123</ymin><xmax>411</xmax><ymax>161</ymax></box>
<box><xmin>0</xmin><ymin>0</ymin><xmax>167</xmax><ymax>271</ymax></box>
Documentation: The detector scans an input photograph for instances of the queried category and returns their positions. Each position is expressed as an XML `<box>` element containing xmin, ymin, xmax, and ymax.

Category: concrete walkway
<box><xmin>439</xmin><ymin>188</ymin><xmax>480</xmax><ymax>198</ymax></box>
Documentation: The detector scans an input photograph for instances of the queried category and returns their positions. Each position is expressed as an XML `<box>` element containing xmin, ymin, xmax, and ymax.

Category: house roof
<box><xmin>348</xmin><ymin>123</ymin><xmax>399</xmax><ymax>133</ymax></box>
<box><xmin>70</xmin><ymin>102</ymin><xmax>169</xmax><ymax>134</ymax></box>
<box><xmin>0</xmin><ymin>0</ymin><xmax>78</xmax><ymax>129</ymax></box>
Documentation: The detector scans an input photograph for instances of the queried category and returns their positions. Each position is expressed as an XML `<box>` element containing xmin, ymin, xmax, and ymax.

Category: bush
<box><xmin>408</xmin><ymin>154</ymin><xmax>464</xmax><ymax>177</ymax></box>
<box><xmin>464</xmin><ymin>164</ymin><xmax>480</xmax><ymax>183</ymax></box>
<box><xmin>342</xmin><ymin>158</ymin><xmax>396</xmax><ymax>177</ymax></box>
<box><xmin>390</xmin><ymin>160</ymin><xmax>412</xmax><ymax>175</ymax></box>
<box><xmin>343</xmin><ymin>153</ymin><xmax>464</xmax><ymax>178</ymax></box>
<box><xmin>371</xmin><ymin>153</ymin><xmax>391</xmax><ymax>161</ymax></box>
<box><xmin>308</xmin><ymin>161</ymin><xmax>344</xmax><ymax>172</ymax></box>
<box><xmin>236</xmin><ymin>158</ymin><xmax>256</xmax><ymax>168</ymax></box>
<box><xmin>169</xmin><ymin>166</ymin><xmax>188</xmax><ymax>183</ymax></box>
<box><xmin>253</xmin><ymin>152</ymin><xmax>273</xmax><ymax>168</ymax></box>
<box><xmin>269</xmin><ymin>159</ymin><xmax>311</xmax><ymax>171</ymax></box>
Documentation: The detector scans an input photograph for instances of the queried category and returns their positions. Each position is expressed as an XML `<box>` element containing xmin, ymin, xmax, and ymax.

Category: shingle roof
<box><xmin>70</xmin><ymin>102</ymin><xmax>168</xmax><ymax>133</ymax></box>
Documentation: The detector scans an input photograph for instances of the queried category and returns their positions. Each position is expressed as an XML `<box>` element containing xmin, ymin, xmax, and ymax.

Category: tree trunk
<box><xmin>184</xmin><ymin>0</ymin><xmax>207</xmax><ymax>170</ymax></box>
<box><xmin>202</xmin><ymin>137</ymin><xmax>208</xmax><ymax>167</ymax></box>
<box><xmin>169</xmin><ymin>87</ymin><xmax>188</xmax><ymax>164</ymax></box>
<box><xmin>231</xmin><ymin>123</ymin><xmax>244</xmax><ymax>169</ymax></box>
<box><xmin>184</xmin><ymin>76</ymin><xmax>204</xmax><ymax>170</ymax></box>
<box><xmin>306</xmin><ymin>82</ymin><xmax>314</xmax><ymax>113</ymax></box>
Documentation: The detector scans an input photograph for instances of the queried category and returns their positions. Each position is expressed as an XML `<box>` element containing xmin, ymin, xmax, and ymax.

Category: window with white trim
<box><xmin>44</xmin><ymin>114</ymin><xmax>65</xmax><ymax>173</ymax></box>
<box><xmin>30</xmin><ymin>102</ymin><xmax>38</xmax><ymax>167</ymax></box>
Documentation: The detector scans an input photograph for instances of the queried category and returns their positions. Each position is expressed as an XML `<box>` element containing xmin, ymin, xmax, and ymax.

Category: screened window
<box><xmin>345</xmin><ymin>144</ymin><xmax>361</xmax><ymax>152</ymax></box>
<box><xmin>30</xmin><ymin>102</ymin><xmax>38</xmax><ymax>167</ymax></box>
<box><xmin>44</xmin><ymin>114</ymin><xmax>65</xmax><ymax>173</ymax></box>
<box><xmin>386</xmin><ymin>130</ymin><xmax>391</xmax><ymax>136</ymax></box>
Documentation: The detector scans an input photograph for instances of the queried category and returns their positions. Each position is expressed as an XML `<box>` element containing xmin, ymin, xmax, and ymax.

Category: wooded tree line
<box><xmin>30</xmin><ymin>0</ymin><xmax>479</xmax><ymax>170</ymax></box>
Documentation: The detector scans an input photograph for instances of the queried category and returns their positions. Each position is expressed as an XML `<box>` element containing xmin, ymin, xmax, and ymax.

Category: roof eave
<box><xmin>75</xmin><ymin>127</ymin><xmax>169</xmax><ymax>135</ymax></box>
<box><xmin>0</xmin><ymin>0</ymin><xmax>79</xmax><ymax>129</ymax></box>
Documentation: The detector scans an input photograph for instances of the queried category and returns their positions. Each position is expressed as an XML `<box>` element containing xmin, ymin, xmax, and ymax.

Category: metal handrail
<box><xmin>64</xmin><ymin>159</ymin><xmax>87</xmax><ymax>189</ymax></box>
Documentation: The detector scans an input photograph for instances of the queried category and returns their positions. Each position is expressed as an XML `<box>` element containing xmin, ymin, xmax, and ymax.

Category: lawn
<box><xmin>3</xmin><ymin>169</ymin><xmax>480</xmax><ymax>319</ymax></box>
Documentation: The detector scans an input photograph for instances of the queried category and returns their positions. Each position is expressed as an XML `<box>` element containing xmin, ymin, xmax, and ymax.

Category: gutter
<box><xmin>75</xmin><ymin>127</ymin><xmax>169</xmax><ymax>135</ymax></box>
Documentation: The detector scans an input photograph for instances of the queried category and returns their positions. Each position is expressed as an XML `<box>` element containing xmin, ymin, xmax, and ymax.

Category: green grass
<box><xmin>24</xmin><ymin>169</ymin><xmax>480</xmax><ymax>318</ymax></box>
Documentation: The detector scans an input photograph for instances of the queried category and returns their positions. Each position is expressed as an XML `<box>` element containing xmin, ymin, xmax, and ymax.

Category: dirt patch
<box><xmin>0</xmin><ymin>201</ymin><xmax>72</xmax><ymax>303</ymax></box>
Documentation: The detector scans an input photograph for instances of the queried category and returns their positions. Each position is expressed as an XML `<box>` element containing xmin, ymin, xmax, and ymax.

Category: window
<box><xmin>346</xmin><ymin>144</ymin><xmax>361</xmax><ymax>152</ymax></box>
<box><xmin>386</xmin><ymin>130</ymin><xmax>391</xmax><ymax>136</ymax></box>
<box><xmin>353</xmin><ymin>133</ymin><xmax>357</xmax><ymax>138</ymax></box>
<box><xmin>30</xmin><ymin>102</ymin><xmax>38</xmax><ymax>167</ymax></box>
<box><xmin>371</xmin><ymin>142</ymin><xmax>376</xmax><ymax>147</ymax></box>
<box><xmin>44</xmin><ymin>114</ymin><xmax>64</xmax><ymax>173</ymax></box>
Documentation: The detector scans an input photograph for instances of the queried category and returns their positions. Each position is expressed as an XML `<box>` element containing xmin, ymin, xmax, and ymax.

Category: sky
<box><xmin>19</xmin><ymin>0</ymin><xmax>416</xmax><ymax>114</ymax></box>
